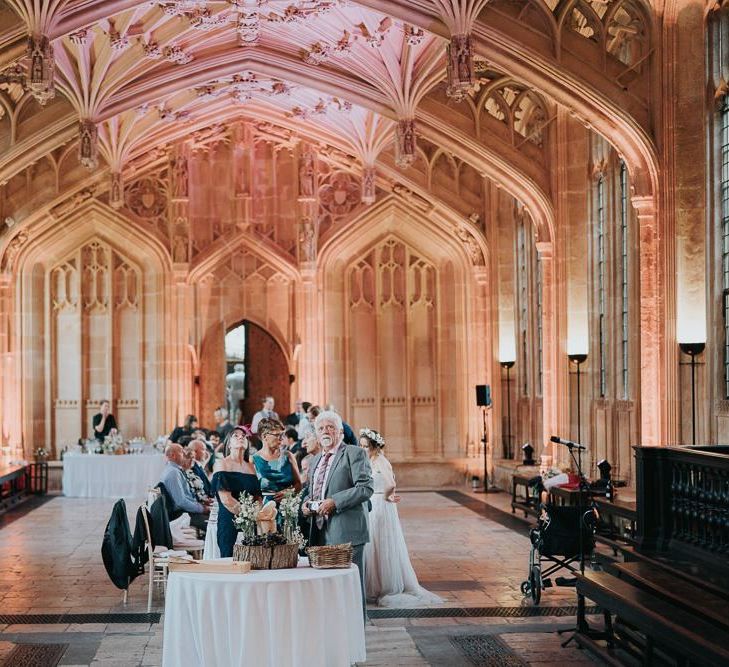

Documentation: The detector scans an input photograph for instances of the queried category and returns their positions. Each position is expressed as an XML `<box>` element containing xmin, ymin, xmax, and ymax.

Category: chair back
<box><xmin>155</xmin><ymin>482</ymin><xmax>184</xmax><ymax>521</ymax></box>
<box><xmin>139</xmin><ymin>504</ymin><xmax>155</xmax><ymax>567</ymax></box>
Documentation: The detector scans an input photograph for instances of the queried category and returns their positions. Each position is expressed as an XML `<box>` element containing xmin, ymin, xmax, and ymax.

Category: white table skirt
<box><xmin>62</xmin><ymin>453</ymin><xmax>166</xmax><ymax>498</ymax></box>
<box><xmin>163</xmin><ymin>560</ymin><xmax>366</xmax><ymax>667</ymax></box>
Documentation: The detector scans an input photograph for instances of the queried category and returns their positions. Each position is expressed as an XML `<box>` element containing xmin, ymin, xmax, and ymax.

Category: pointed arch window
<box><xmin>619</xmin><ymin>161</ymin><xmax>630</xmax><ymax>399</ymax></box>
<box><xmin>596</xmin><ymin>175</ymin><xmax>607</xmax><ymax>398</ymax></box>
<box><xmin>517</xmin><ymin>218</ymin><xmax>529</xmax><ymax>396</ymax></box>
<box><xmin>720</xmin><ymin>95</ymin><xmax>729</xmax><ymax>397</ymax></box>
<box><xmin>536</xmin><ymin>254</ymin><xmax>543</xmax><ymax>397</ymax></box>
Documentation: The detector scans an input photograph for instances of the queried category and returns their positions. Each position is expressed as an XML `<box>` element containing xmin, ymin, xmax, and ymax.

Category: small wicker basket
<box><xmin>306</xmin><ymin>543</ymin><xmax>353</xmax><ymax>569</ymax></box>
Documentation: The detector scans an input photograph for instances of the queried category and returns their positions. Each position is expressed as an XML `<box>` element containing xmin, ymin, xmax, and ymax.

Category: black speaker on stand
<box><xmin>474</xmin><ymin>385</ymin><xmax>493</xmax><ymax>493</ymax></box>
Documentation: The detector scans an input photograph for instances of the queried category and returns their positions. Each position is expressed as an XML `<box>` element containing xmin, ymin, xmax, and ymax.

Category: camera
<box><xmin>309</xmin><ymin>500</ymin><xmax>322</xmax><ymax>512</ymax></box>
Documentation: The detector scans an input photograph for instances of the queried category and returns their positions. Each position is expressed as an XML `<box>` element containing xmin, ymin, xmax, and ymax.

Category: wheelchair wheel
<box><xmin>529</xmin><ymin>564</ymin><xmax>541</xmax><ymax>604</ymax></box>
<box><xmin>520</xmin><ymin>579</ymin><xmax>530</xmax><ymax>595</ymax></box>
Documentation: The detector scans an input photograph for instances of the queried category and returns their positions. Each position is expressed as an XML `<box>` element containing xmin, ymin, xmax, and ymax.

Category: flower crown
<box><xmin>359</xmin><ymin>428</ymin><xmax>385</xmax><ymax>448</ymax></box>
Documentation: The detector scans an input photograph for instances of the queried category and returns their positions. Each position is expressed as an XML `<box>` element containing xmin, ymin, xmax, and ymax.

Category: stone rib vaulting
<box><xmin>0</xmin><ymin>0</ymin><xmax>727</xmax><ymax>486</ymax></box>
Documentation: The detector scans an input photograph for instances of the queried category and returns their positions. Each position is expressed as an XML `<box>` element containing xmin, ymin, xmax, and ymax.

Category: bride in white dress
<box><xmin>360</xmin><ymin>428</ymin><xmax>442</xmax><ymax>607</ymax></box>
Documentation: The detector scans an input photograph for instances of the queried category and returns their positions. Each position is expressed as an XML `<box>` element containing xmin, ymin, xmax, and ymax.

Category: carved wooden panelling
<box><xmin>50</xmin><ymin>239</ymin><xmax>143</xmax><ymax>447</ymax></box>
<box><xmin>346</xmin><ymin>237</ymin><xmax>438</xmax><ymax>461</ymax></box>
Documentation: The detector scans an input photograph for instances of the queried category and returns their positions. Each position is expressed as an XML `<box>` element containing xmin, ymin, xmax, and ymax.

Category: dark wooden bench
<box><xmin>0</xmin><ymin>464</ymin><xmax>28</xmax><ymax>512</ymax></box>
<box><xmin>576</xmin><ymin>570</ymin><xmax>729</xmax><ymax>666</ymax></box>
<box><xmin>611</xmin><ymin>561</ymin><xmax>729</xmax><ymax>631</ymax></box>
<box><xmin>511</xmin><ymin>473</ymin><xmax>539</xmax><ymax>518</ymax></box>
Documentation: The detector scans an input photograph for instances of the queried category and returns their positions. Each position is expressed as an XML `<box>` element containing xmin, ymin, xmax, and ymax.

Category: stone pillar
<box><xmin>633</xmin><ymin>194</ymin><xmax>668</xmax><ymax>446</ymax></box>
<box><xmin>298</xmin><ymin>267</ymin><xmax>323</xmax><ymax>404</ymax></box>
<box><xmin>536</xmin><ymin>242</ymin><xmax>560</xmax><ymax>461</ymax></box>
<box><xmin>472</xmin><ymin>266</ymin><xmax>494</xmax><ymax>478</ymax></box>
<box><xmin>0</xmin><ymin>272</ymin><xmax>19</xmax><ymax>456</ymax></box>
<box><xmin>296</xmin><ymin>145</ymin><xmax>322</xmax><ymax>401</ymax></box>
<box><xmin>232</xmin><ymin>123</ymin><xmax>253</xmax><ymax>232</ymax></box>
<box><xmin>168</xmin><ymin>143</ymin><xmax>194</xmax><ymax>422</ymax></box>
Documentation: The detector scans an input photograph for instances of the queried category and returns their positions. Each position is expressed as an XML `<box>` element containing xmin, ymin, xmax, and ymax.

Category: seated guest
<box><xmin>306</xmin><ymin>404</ymin><xmax>321</xmax><ymax>424</ymax></box>
<box><xmin>251</xmin><ymin>396</ymin><xmax>279</xmax><ymax>434</ymax></box>
<box><xmin>170</xmin><ymin>414</ymin><xmax>198</xmax><ymax>443</ymax></box>
<box><xmin>214</xmin><ymin>407</ymin><xmax>234</xmax><ymax>441</ymax></box>
<box><xmin>283</xmin><ymin>428</ymin><xmax>301</xmax><ymax>455</ymax></box>
<box><xmin>159</xmin><ymin>443</ymin><xmax>210</xmax><ymax>531</ymax></box>
<box><xmin>187</xmin><ymin>439</ymin><xmax>212</xmax><ymax>497</ymax></box>
<box><xmin>92</xmin><ymin>400</ymin><xmax>117</xmax><ymax>442</ymax></box>
<box><xmin>252</xmin><ymin>418</ymin><xmax>302</xmax><ymax>503</ymax></box>
<box><xmin>213</xmin><ymin>426</ymin><xmax>261</xmax><ymax>557</ymax></box>
<box><xmin>182</xmin><ymin>447</ymin><xmax>210</xmax><ymax>505</ymax></box>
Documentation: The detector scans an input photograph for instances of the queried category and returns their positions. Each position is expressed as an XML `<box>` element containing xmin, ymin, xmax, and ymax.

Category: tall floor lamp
<box><xmin>501</xmin><ymin>361</ymin><xmax>515</xmax><ymax>459</ymax></box>
<box><xmin>568</xmin><ymin>353</ymin><xmax>588</xmax><ymax>446</ymax></box>
<box><xmin>679</xmin><ymin>342</ymin><xmax>705</xmax><ymax>446</ymax></box>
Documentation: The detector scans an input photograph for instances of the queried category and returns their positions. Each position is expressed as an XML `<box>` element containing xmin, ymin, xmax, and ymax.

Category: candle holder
<box><xmin>679</xmin><ymin>342</ymin><xmax>705</xmax><ymax>446</ymax></box>
<box><xmin>500</xmin><ymin>361</ymin><xmax>515</xmax><ymax>459</ymax></box>
<box><xmin>568</xmin><ymin>353</ymin><xmax>588</xmax><ymax>448</ymax></box>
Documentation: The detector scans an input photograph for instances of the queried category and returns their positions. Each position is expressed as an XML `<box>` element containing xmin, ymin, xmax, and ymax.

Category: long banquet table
<box><xmin>62</xmin><ymin>452</ymin><xmax>166</xmax><ymax>498</ymax></box>
<box><xmin>162</xmin><ymin>559</ymin><xmax>366</xmax><ymax>667</ymax></box>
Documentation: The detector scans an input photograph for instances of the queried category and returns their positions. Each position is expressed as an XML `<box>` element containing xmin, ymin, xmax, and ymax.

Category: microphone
<box><xmin>550</xmin><ymin>435</ymin><xmax>586</xmax><ymax>450</ymax></box>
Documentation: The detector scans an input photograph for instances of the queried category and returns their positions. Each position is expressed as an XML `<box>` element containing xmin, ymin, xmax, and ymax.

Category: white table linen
<box><xmin>202</xmin><ymin>501</ymin><xmax>220</xmax><ymax>560</ymax></box>
<box><xmin>62</xmin><ymin>453</ymin><xmax>166</xmax><ymax>498</ymax></box>
<box><xmin>163</xmin><ymin>559</ymin><xmax>366</xmax><ymax>667</ymax></box>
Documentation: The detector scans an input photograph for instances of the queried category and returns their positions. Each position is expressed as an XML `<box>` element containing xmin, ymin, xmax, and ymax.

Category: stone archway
<box><xmin>199</xmin><ymin>319</ymin><xmax>291</xmax><ymax>429</ymax></box>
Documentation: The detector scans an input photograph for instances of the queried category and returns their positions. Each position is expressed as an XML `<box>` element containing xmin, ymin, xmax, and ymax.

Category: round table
<box><xmin>62</xmin><ymin>453</ymin><xmax>166</xmax><ymax>498</ymax></box>
<box><xmin>162</xmin><ymin>560</ymin><xmax>366</xmax><ymax>667</ymax></box>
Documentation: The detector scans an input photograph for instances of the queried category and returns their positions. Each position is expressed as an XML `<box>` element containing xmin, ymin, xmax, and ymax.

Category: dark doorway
<box><xmin>225</xmin><ymin>321</ymin><xmax>289</xmax><ymax>425</ymax></box>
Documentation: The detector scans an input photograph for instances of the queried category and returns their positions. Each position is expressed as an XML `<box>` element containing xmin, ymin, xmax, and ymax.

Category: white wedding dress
<box><xmin>364</xmin><ymin>454</ymin><xmax>442</xmax><ymax>607</ymax></box>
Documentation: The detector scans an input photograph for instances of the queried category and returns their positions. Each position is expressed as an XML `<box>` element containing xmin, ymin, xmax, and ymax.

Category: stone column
<box><xmin>537</xmin><ymin>242</ymin><xmax>561</xmax><ymax>461</ymax></box>
<box><xmin>232</xmin><ymin>123</ymin><xmax>253</xmax><ymax>232</ymax></box>
<box><xmin>168</xmin><ymin>143</ymin><xmax>194</xmax><ymax>421</ymax></box>
<box><xmin>296</xmin><ymin>145</ymin><xmax>323</xmax><ymax>402</ymax></box>
<box><xmin>633</xmin><ymin>194</ymin><xmax>669</xmax><ymax>446</ymax></box>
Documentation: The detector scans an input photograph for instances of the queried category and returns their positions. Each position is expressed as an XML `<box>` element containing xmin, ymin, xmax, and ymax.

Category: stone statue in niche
<box><xmin>299</xmin><ymin>152</ymin><xmax>316</xmax><ymax>198</ymax></box>
<box><xmin>172</xmin><ymin>233</ymin><xmax>188</xmax><ymax>263</ymax></box>
<box><xmin>26</xmin><ymin>35</ymin><xmax>55</xmax><ymax>105</ymax></box>
<box><xmin>110</xmin><ymin>172</ymin><xmax>124</xmax><ymax>209</ymax></box>
<box><xmin>171</xmin><ymin>154</ymin><xmax>189</xmax><ymax>198</ymax></box>
<box><xmin>299</xmin><ymin>217</ymin><xmax>317</xmax><ymax>262</ymax></box>
<box><xmin>78</xmin><ymin>121</ymin><xmax>98</xmax><ymax>170</ymax></box>
<box><xmin>2</xmin><ymin>230</ymin><xmax>28</xmax><ymax>271</ymax></box>
<box><xmin>226</xmin><ymin>363</ymin><xmax>246</xmax><ymax>425</ymax></box>
<box><xmin>361</xmin><ymin>166</ymin><xmax>376</xmax><ymax>205</ymax></box>
<box><xmin>447</xmin><ymin>34</ymin><xmax>474</xmax><ymax>101</ymax></box>
<box><xmin>395</xmin><ymin>119</ymin><xmax>416</xmax><ymax>169</ymax></box>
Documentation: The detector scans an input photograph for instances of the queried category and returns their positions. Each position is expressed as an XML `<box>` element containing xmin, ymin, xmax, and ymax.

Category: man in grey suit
<box><xmin>302</xmin><ymin>410</ymin><xmax>373</xmax><ymax>623</ymax></box>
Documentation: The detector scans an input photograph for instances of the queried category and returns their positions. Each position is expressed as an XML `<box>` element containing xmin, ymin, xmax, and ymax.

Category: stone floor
<box><xmin>0</xmin><ymin>490</ymin><xmax>601</xmax><ymax>666</ymax></box>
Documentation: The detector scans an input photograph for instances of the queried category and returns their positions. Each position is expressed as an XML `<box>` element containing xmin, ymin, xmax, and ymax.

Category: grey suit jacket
<box><xmin>304</xmin><ymin>444</ymin><xmax>374</xmax><ymax>547</ymax></box>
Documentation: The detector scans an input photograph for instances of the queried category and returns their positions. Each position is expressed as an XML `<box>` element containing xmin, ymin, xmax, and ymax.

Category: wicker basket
<box><xmin>306</xmin><ymin>543</ymin><xmax>353</xmax><ymax>569</ymax></box>
<box><xmin>270</xmin><ymin>543</ymin><xmax>299</xmax><ymax>570</ymax></box>
<box><xmin>233</xmin><ymin>544</ymin><xmax>271</xmax><ymax>570</ymax></box>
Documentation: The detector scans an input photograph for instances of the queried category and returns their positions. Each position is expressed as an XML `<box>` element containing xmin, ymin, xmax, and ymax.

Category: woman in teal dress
<box><xmin>253</xmin><ymin>417</ymin><xmax>302</xmax><ymax>503</ymax></box>
<box><xmin>212</xmin><ymin>426</ymin><xmax>261</xmax><ymax>557</ymax></box>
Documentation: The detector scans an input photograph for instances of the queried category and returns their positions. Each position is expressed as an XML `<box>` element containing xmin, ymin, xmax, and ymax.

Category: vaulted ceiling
<box><xmin>0</xmin><ymin>0</ymin><xmax>657</xmax><ymax>232</ymax></box>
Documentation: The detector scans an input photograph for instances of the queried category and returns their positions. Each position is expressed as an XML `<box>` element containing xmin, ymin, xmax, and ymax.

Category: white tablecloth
<box><xmin>163</xmin><ymin>560</ymin><xmax>366</xmax><ymax>667</ymax></box>
<box><xmin>62</xmin><ymin>453</ymin><xmax>166</xmax><ymax>498</ymax></box>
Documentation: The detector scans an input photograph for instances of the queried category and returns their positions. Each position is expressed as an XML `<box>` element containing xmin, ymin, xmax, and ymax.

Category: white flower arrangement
<box><xmin>185</xmin><ymin>469</ymin><xmax>208</xmax><ymax>502</ymax></box>
<box><xmin>102</xmin><ymin>432</ymin><xmax>124</xmax><ymax>454</ymax></box>
<box><xmin>234</xmin><ymin>492</ymin><xmax>261</xmax><ymax>541</ymax></box>
<box><xmin>359</xmin><ymin>427</ymin><xmax>385</xmax><ymax>448</ymax></box>
<box><xmin>279</xmin><ymin>488</ymin><xmax>307</xmax><ymax>548</ymax></box>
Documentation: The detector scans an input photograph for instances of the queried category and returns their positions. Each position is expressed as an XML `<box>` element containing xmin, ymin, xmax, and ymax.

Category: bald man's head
<box><xmin>188</xmin><ymin>439</ymin><xmax>207</xmax><ymax>462</ymax></box>
<box><xmin>164</xmin><ymin>443</ymin><xmax>185</xmax><ymax>466</ymax></box>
